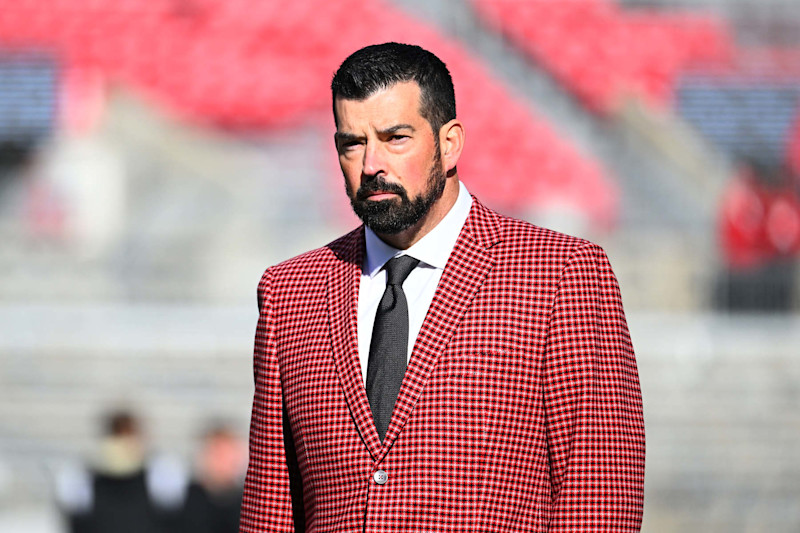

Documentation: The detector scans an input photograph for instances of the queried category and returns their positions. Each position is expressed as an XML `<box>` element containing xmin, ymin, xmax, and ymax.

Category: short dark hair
<box><xmin>104</xmin><ymin>409</ymin><xmax>139</xmax><ymax>437</ymax></box>
<box><xmin>331</xmin><ymin>42</ymin><xmax>456</xmax><ymax>134</ymax></box>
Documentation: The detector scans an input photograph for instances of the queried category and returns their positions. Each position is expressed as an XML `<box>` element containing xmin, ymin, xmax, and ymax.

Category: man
<box><xmin>56</xmin><ymin>410</ymin><xmax>185</xmax><ymax>533</ymax></box>
<box><xmin>181</xmin><ymin>424</ymin><xmax>246</xmax><ymax>533</ymax></box>
<box><xmin>240</xmin><ymin>43</ymin><xmax>645</xmax><ymax>532</ymax></box>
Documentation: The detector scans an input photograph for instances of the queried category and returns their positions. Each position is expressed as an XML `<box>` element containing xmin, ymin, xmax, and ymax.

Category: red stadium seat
<box><xmin>471</xmin><ymin>0</ymin><xmax>734</xmax><ymax>113</ymax></box>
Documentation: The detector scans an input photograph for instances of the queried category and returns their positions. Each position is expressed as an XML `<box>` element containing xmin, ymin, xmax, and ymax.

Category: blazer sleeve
<box><xmin>543</xmin><ymin>243</ymin><xmax>645</xmax><ymax>531</ymax></box>
<box><xmin>239</xmin><ymin>268</ymin><xmax>297</xmax><ymax>532</ymax></box>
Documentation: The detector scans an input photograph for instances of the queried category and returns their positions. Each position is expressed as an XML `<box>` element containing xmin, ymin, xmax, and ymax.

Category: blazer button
<box><xmin>373</xmin><ymin>469</ymin><xmax>388</xmax><ymax>485</ymax></box>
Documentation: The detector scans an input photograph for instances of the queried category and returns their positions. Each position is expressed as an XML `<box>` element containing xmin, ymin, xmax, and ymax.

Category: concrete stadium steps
<box><xmin>1</xmin><ymin>307</ymin><xmax>800</xmax><ymax>531</ymax></box>
<box><xmin>0</xmin><ymin>305</ymin><xmax>256</xmax><ymax>507</ymax></box>
<box><xmin>629</xmin><ymin>313</ymin><xmax>800</xmax><ymax>531</ymax></box>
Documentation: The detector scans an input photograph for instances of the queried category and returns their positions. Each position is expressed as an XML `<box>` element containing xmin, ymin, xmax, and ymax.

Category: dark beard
<box><xmin>349</xmin><ymin>153</ymin><xmax>446</xmax><ymax>235</ymax></box>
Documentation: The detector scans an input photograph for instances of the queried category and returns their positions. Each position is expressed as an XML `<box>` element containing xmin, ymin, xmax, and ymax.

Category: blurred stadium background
<box><xmin>1</xmin><ymin>0</ymin><xmax>799</xmax><ymax>531</ymax></box>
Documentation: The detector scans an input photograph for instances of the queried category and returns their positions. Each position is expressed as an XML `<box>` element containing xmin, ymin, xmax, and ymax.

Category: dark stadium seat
<box><xmin>677</xmin><ymin>81</ymin><xmax>799</xmax><ymax>168</ymax></box>
<box><xmin>787</xmin><ymin>114</ymin><xmax>800</xmax><ymax>180</ymax></box>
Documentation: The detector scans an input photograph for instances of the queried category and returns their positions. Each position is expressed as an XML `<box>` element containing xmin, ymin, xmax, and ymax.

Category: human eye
<box><xmin>337</xmin><ymin>137</ymin><xmax>363</xmax><ymax>153</ymax></box>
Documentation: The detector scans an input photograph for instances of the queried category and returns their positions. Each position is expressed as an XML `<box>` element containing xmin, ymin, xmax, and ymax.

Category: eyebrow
<box><xmin>335</xmin><ymin>124</ymin><xmax>416</xmax><ymax>143</ymax></box>
<box><xmin>378</xmin><ymin>124</ymin><xmax>416</xmax><ymax>135</ymax></box>
<box><xmin>334</xmin><ymin>131</ymin><xmax>361</xmax><ymax>143</ymax></box>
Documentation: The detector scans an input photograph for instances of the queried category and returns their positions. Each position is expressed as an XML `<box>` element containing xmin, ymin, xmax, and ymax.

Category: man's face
<box><xmin>334</xmin><ymin>82</ymin><xmax>446</xmax><ymax>235</ymax></box>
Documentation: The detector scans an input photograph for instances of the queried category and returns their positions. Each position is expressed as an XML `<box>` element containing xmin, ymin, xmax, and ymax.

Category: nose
<box><xmin>362</xmin><ymin>141</ymin><xmax>386</xmax><ymax>178</ymax></box>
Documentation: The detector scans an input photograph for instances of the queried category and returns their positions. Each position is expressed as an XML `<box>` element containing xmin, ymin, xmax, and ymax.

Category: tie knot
<box><xmin>384</xmin><ymin>255</ymin><xmax>419</xmax><ymax>286</ymax></box>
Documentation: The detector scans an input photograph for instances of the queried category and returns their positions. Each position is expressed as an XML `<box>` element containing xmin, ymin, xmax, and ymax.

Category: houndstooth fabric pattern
<box><xmin>240</xmin><ymin>198</ymin><xmax>645</xmax><ymax>532</ymax></box>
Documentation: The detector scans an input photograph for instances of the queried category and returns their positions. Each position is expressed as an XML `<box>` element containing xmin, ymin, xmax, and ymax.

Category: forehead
<box><xmin>334</xmin><ymin>81</ymin><xmax>427</xmax><ymax>131</ymax></box>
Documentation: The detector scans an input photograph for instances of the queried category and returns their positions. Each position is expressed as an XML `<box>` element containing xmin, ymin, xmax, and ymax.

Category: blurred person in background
<box><xmin>55</xmin><ymin>409</ymin><xmax>187</xmax><ymax>533</ymax></box>
<box><xmin>240</xmin><ymin>42</ymin><xmax>645</xmax><ymax>531</ymax></box>
<box><xmin>180</xmin><ymin>423</ymin><xmax>246</xmax><ymax>533</ymax></box>
<box><xmin>717</xmin><ymin>159</ymin><xmax>800</xmax><ymax>311</ymax></box>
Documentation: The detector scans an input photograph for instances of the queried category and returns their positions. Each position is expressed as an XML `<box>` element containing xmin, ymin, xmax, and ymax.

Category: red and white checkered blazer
<box><xmin>240</xmin><ymin>197</ymin><xmax>645</xmax><ymax>532</ymax></box>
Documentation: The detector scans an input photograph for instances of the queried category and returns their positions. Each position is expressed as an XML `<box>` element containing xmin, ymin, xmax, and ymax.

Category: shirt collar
<box><xmin>364</xmin><ymin>181</ymin><xmax>472</xmax><ymax>277</ymax></box>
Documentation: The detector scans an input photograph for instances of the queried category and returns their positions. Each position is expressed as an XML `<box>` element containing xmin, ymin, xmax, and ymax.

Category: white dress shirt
<box><xmin>357</xmin><ymin>181</ymin><xmax>473</xmax><ymax>383</ymax></box>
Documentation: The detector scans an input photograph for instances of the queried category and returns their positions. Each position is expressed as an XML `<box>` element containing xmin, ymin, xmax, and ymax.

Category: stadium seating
<box><xmin>789</xmin><ymin>113</ymin><xmax>800</xmax><ymax>179</ymax></box>
<box><xmin>471</xmin><ymin>0</ymin><xmax>734</xmax><ymax>113</ymax></box>
<box><xmin>677</xmin><ymin>83</ymin><xmax>799</xmax><ymax>167</ymax></box>
<box><xmin>0</xmin><ymin>0</ymin><xmax>619</xmax><ymax>226</ymax></box>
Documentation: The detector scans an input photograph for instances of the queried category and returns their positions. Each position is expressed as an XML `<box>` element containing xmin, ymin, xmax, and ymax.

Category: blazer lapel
<box><xmin>377</xmin><ymin>200</ymin><xmax>501</xmax><ymax>459</ymax></box>
<box><xmin>326</xmin><ymin>229</ymin><xmax>384</xmax><ymax>457</ymax></box>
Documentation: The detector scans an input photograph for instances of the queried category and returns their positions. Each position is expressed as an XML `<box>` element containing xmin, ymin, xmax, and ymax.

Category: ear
<box><xmin>439</xmin><ymin>119</ymin><xmax>465</xmax><ymax>173</ymax></box>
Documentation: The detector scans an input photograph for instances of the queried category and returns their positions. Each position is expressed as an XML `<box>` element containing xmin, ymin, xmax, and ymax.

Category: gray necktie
<box><xmin>366</xmin><ymin>255</ymin><xmax>420</xmax><ymax>441</ymax></box>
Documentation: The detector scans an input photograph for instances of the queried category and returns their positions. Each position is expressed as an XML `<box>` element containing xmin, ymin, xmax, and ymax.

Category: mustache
<box><xmin>355</xmin><ymin>178</ymin><xmax>408</xmax><ymax>201</ymax></box>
